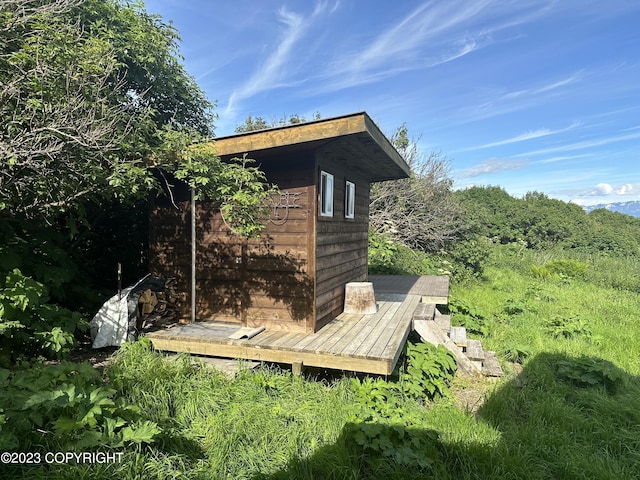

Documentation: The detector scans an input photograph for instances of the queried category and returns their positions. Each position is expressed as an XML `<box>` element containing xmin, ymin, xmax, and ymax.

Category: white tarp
<box><xmin>90</xmin><ymin>274</ymin><xmax>150</xmax><ymax>348</ymax></box>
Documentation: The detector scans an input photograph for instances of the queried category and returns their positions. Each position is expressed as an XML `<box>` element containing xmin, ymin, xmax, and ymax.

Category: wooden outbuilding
<box><xmin>149</xmin><ymin>112</ymin><xmax>410</xmax><ymax>334</ymax></box>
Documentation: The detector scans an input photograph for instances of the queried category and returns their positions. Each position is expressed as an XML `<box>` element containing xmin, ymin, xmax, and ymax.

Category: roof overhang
<box><xmin>212</xmin><ymin>112</ymin><xmax>410</xmax><ymax>182</ymax></box>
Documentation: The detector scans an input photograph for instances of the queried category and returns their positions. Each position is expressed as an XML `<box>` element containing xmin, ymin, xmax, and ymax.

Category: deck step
<box><xmin>465</xmin><ymin>339</ymin><xmax>484</xmax><ymax>370</ymax></box>
<box><xmin>412</xmin><ymin>303</ymin><xmax>436</xmax><ymax>321</ymax></box>
<box><xmin>413</xmin><ymin>319</ymin><xmax>444</xmax><ymax>346</ymax></box>
<box><xmin>449</xmin><ymin>326</ymin><xmax>467</xmax><ymax>347</ymax></box>
<box><xmin>434</xmin><ymin>311</ymin><xmax>451</xmax><ymax>333</ymax></box>
<box><xmin>482</xmin><ymin>351</ymin><xmax>503</xmax><ymax>377</ymax></box>
<box><xmin>466</xmin><ymin>339</ymin><xmax>485</xmax><ymax>361</ymax></box>
<box><xmin>413</xmin><ymin>319</ymin><xmax>480</xmax><ymax>377</ymax></box>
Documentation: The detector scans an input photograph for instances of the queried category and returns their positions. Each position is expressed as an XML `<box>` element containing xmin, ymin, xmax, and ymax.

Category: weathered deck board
<box><xmin>324</xmin><ymin>300</ymin><xmax>396</xmax><ymax>355</ymax></box>
<box><xmin>325</xmin><ymin>305</ymin><xmax>390</xmax><ymax>355</ymax></box>
<box><xmin>370</xmin><ymin>275</ymin><xmax>449</xmax><ymax>304</ymax></box>
<box><xmin>352</xmin><ymin>300</ymin><xmax>404</xmax><ymax>357</ymax></box>
<box><xmin>380</xmin><ymin>295</ymin><xmax>422</xmax><ymax>362</ymax></box>
<box><xmin>146</xmin><ymin>275</ymin><xmax>449</xmax><ymax>375</ymax></box>
<box><xmin>367</xmin><ymin>295</ymin><xmax>418</xmax><ymax>358</ymax></box>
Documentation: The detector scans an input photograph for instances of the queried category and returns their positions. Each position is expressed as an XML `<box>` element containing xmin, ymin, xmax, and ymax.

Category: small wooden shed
<box><xmin>149</xmin><ymin>112</ymin><xmax>409</xmax><ymax>333</ymax></box>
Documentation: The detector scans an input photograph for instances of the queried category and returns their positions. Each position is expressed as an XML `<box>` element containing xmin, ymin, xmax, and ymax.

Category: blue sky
<box><xmin>145</xmin><ymin>0</ymin><xmax>640</xmax><ymax>205</ymax></box>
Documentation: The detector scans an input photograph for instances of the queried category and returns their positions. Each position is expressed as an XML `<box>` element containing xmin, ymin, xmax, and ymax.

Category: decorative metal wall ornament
<box><xmin>269</xmin><ymin>191</ymin><xmax>303</xmax><ymax>225</ymax></box>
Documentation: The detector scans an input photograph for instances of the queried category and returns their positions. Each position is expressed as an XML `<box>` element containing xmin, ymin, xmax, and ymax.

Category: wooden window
<box><xmin>345</xmin><ymin>181</ymin><xmax>355</xmax><ymax>219</ymax></box>
<box><xmin>320</xmin><ymin>171</ymin><xmax>334</xmax><ymax>217</ymax></box>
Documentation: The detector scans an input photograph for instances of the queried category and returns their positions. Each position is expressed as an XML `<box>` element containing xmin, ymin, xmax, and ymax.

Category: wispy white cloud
<box><xmin>535</xmin><ymin>153</ymin><xmax>594</xmax><ymax>164</ymax></box>
<box><xmin>318</xmin><ymin>0</ymin><xmax>554</xmax><ymax>93</ymax></box>
<box><xmin>462</xmin><ymin>122</ymin><xmax>582</xmax><ymax>151</ymax></box>
<box><xmin>514</xmin><ymin>130</ymin><xmax>640</xmax><ymax>157</ymax></box>
<box><xmin>502</xmin><ymin>72</ymin><xmax>585</xmax><ymax>101</ymax></box>
<box><xmin>459</xmin><ymin>158</ymin><xmax>529</xmax><ymax>178</ymax></box>
<box><xmin>349</xmin><ymin>0</ymin><xmax>489</xmax><ymax>73</ymax></box>
<box><xmin>456</xmin><ymin>72</ymin><xmax>586</xmax><ymax>125</ymax></box>
<box><xmin>223</xmin><ymin>2</ymin><xmax>337</xmax><ymax>116</ymax></box>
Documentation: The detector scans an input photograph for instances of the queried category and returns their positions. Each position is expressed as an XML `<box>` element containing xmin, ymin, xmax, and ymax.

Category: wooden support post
<box><xmin>292</xmin><ymin>361</ymin><xmax>303</xmax><ymax>376</ymax></box>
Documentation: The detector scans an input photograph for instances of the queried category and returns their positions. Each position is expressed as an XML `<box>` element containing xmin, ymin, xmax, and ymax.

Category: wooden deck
<box><xmin>146</xmin><ymin>275</ymin><xmax>448</xmax><ymax>375</ymax></box>
<box><xmin>368</xmin><ymin>275</ymin><xmax>449</xmax><ymax>304</ymax></box>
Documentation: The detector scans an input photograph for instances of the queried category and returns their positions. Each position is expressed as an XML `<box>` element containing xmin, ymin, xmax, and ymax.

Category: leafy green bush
<box><xmin>390</xmin><ymin>245</ymin><xmax>438</xmax><ymax>275</ymax></box>
<box><xmin>502</xmin><ymin>298</ymin><xmax>533</xmax><ymax>316</ymax></box>
<box><xmin>368</xmin><ymin>230</ymin><xmax>399</xmax><ymax>274</ymax></box>
<box><xmin>0</xmin><ymin>269</ymin><xmax>88</xmax><ymax>365</ymax></box>
<box><xmin>351</xmin><ymin>342</ymin><xmax>456</xmax><ymax>424</ymax></box>
<box><xmin>399</xmin><ymin>342</ymin><xmax>457</xmax><ymax>399</ymax></box>
<box><xmin>532</xmin><ymin>259</ymin><xmax>588</xmax><ymax>280</ymax></box>
<box><xmin>349</xmin><ymin>422</ymin><xmax>441</xmax><ymax>470</ymax></box>
<box><xmin>555</xmin><ymin>356</ymin><xmax>626</xmax><ymax>393</ymax></box>
<box><xmin>503</xmin><ymin>344</ymin><xmax>532</xmax><ymax>365</ymax></box>
<box><xmin>441</xmin><ymin>236</ymin><xmax>490</xmax><ymax>281</ymax></box>
<box><xmin>368</xmin><ymin>231</ymin><xmax>438</xmax><ymax>275</ymax></box>
<box><xmin>0</xmin><ymin>361</ymin><xmax>160</xmax><ymax>451</ymax></box>
<box><xmin>544</xmin><ymin>314</ymin><xmax>592</xmax><ymax>340</ymax></box>
<box><xmin>446</xmin><ymin>298</ymin><xmax>490</xmax><ymax>336</ymax></box>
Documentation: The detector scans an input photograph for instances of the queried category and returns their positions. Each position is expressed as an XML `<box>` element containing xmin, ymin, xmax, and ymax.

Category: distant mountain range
<box><xmin>582</xmin><ymin>201</ymin><xmax>640</xmax><ymax>218</ymax></box>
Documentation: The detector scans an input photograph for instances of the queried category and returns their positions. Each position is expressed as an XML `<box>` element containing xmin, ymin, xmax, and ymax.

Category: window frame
<box><xmin>320</xmin><ymin>170</ymin><xmax>334</xmax><ymax>217</ymax></box>
<box><xmin>345</xmin><ymin>180</ymin><xmax>355</xmax><ymax>219</ymax></box>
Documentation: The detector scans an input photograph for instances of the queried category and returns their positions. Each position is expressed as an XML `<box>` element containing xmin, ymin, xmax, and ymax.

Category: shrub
<box><xmin>0</xmin><ymin>361</ymin><xmax>160</xmax><ymax>451</ymax></box>
<box><xmin>350</xmin><ymin>342</ymin><xmax>457</xmax><ymax>423</ymax></box>
<box><xmin>544</xmin><ymin>314</ymin><xmax>592</xmax><ymax>340</ymax></box>
<box><xmin>555</xmin><ymin>356</ymin><xmax>626</xmax><ymax>393</ymax></box>
<box><xmin>368</xmin><ymin>230</ymin><xmax>399</xmax><ymax>274</ymax></box>
<box><xmin>446</xmin><ymin>298</ymin><xmax>490</xmax><ymax>336</ymax></box>
<box><xmin>442</xmin><ymin>236</ymin><xmax>490</xmax><ymax>281</ymax></box>
<box><xmin>0</xmin><ymin>269</ymin><xmax>88</xmax><ymax>365</ymax></box>
<box><xmin>531</xmin><ymin>259</ymin><xmax>588</xmax><ymax>280</ymax></box>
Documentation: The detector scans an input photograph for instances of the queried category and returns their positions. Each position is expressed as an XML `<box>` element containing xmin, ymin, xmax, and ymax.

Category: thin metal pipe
<box><xmin>191</xmin><ymin>187</ymin><xmax>196</xmax><ymax>323</ymax></box>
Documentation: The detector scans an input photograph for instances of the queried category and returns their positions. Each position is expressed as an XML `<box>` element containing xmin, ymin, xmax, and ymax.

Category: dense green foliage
<box><xmin>0</xmin><ymin>360</ymin><xmax>159</xmax><ymax>451</ymax></box>
<box><xmin>0</xmin><ymin>0</ymin><xmax>218</xmax><ymax>217</ymax></box>
<box><xmin>455</xmin><ymin>186</ymin><xmax>640</xmax><ymax>255</ymax></box>
<box><xmin>0</xmin><ymin>0</ymin><xmax>275</xmax><ymax>366</ymax></box>
<box><xmin>3</xmin><ymin>4</ymin><xmax>640</xmax><ymax>477</ymax></box>
<box><xmin>3</xmin><ymin>222</ymin><xmax>640</xmax><ymax>478</ymax></box>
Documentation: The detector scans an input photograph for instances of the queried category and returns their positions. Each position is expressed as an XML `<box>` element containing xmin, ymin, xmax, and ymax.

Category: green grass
<box><xmin>5</xmin><ymin>243</ymin><xmax>640</xmax><ymax>479</ymax></box>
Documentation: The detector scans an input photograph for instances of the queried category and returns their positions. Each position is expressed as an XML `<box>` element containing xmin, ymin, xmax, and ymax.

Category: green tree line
<box><xmin>456</xmin><ymin>186</ymin><xmax>640</xmax><ymax>256</ymax></box>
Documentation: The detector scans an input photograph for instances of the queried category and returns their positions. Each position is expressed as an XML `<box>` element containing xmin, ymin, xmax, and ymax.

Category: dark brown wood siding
<box><xmin>149</xmin><ymin>156</ymin><xmax>316</xmax><ymax>333</ymax></box>
<box><xmin>314</xmin><ymin>150</ymin><xmax>370</xmax><ymax>330</ymax></box>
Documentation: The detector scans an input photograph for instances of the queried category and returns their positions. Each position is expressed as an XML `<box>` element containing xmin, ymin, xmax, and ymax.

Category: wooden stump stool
<box><xmin>344</xmin><ymin>282</ymin><xmax>377</xmax><ymax>314</ymax></box>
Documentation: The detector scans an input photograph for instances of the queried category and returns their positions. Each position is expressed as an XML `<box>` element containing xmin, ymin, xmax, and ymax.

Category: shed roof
<box><xmin>212</xmin><ymin>112</ymin><xmax>410</xmax><ymax>182</ymax></box>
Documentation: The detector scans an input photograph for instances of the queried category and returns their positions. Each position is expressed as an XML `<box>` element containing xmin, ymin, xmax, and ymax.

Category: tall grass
<box><xmin>8</xmin><ymin>243</ymin><xmax>640</xmax><ymax>479</ymax></box>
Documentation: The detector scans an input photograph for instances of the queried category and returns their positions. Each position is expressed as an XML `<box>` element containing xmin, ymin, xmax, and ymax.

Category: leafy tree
<box><xmin>0</xmin><ymin>0</ymin><xmax>271</xmax><ymax>227</ymax></box>
<box><xmin>455</xmin><ymin>186</ymin><xmax>640</xmax><ymax>256</ymax></box>
<box><xmin>0</xmin><ymin>0</ymin><xmax>275</xmax><ymax>363</ymax></box>
<box><xmin>369</xmin><ymin>124</ymin><xmax>463</xmax><ymax>251</ymax></box>
<box><xmin>576</xmin><ymin>209</ymin><xmax>640</xmax><ymax>256</ymax></box>
<box><xmin>234</xmin><ymin>112</ymin><xmax>322</xmax><ymax>133</ymax></box>
<box><xmin>454</xmin><ymin>186</ymin><xmax>522</xmax><ymax>243</ymax></box>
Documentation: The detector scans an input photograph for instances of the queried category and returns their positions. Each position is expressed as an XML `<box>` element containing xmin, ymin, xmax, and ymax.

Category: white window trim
<box><xmin>345</xmin><ymin>180</ymin><xmax>355</xmax><ymax>219</ymax></box>
<box><xmin>320</xmin><ymin>171</ymin><xmax>334</xmax><ymax>217</ymax></box>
